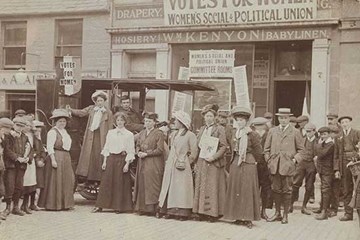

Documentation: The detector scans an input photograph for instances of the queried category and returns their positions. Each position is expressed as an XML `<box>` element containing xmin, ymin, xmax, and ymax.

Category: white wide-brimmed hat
<box><xmin>91</xmin><ymin>90</ymin><xmax>108</xmax><ymax>103</ymax></box>
<box><xmin>173</xmin><ymin>110</ymin><xmax>191</xmax><ymax>129</ymax></box>
<box><xmin>50</xmin><ymin>109</ymin><xmax>71</xmax><ymax>120</ymax></box>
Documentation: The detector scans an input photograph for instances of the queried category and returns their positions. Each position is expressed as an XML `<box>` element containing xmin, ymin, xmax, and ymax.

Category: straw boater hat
<box><xmin>231</xmin><ymin>106</ymin><xmax>252</xmax><ymax>117</ymax></box>
<box><xmin>173</xmin><ymin>110</ymin><xmax>191</xmax><ymax>129</ymax></box>
<box><xmin>91</xmin><ymin>90</ymin><xmax>108</xmax><ymax>103</ymax></box>
<box><xmin>338</xmin><ymin>116</ymin><xmax>352</xmax><ymax>123</ymax></box>
<box><xmin>50</xmin><ymin>109</ymin><xmax>71</xmax><ymax>120</ymax></box>
<box><xmin>275</xmin><ymin>108</ymin><xmax>293</xmax><ymax>116</ymax></box>
<box><xmin>201</xmin><ymin>104</ymin><xmax>219</xmax><ymax>116</ymax></box>
<box><xmin>12</xmin><ymin>117</ymin><xmax>27</xmax><ymax>126</ymax></box>
<box><xmin>0</xmin><ymin>118</ymin><xmax>14</xmax><ymax>129</ymax></box>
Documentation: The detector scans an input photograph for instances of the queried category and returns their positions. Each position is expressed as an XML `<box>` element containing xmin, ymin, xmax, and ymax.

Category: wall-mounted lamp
<box><xmin>15</xmin><ymin>52</ymin><xmax>40</xmax><ymax>84</ymax></box>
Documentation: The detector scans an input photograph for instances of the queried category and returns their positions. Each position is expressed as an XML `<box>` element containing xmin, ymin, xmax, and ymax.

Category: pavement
<box><xmin>0</xmin><ymin>190</ymin><xmax>360</xmax><ymax>240</ymax></box>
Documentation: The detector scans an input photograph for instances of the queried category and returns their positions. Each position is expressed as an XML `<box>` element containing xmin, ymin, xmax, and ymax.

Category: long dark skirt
<box><xmin>134</xmin><ymin>173</ymin><xmax>157</xmax><ymax>214</ymax></box>
<box><xmin>95</xmin><ymin>154</ymin><xmax>133</xmax><ymax>212</ymax></box>
<box><xmin>87</xmin><ymin>129</ymin><xmax>102</xmax><ymax>182</ymax></box>
<box><xmin>38</xmin><ymin>150</ymin><xmax>75</xmax><ymax>210</ymax></box>
<box><xmin>223</xmin><ymin>155</ymin><xmax>261</xmax><ymax>221</ymax></box>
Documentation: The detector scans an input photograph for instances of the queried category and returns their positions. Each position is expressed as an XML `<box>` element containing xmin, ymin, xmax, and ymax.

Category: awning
<box><xmin>81</xmin><ymin>78</ymin><xmax>214</xmax><ymax>92</ymax></box>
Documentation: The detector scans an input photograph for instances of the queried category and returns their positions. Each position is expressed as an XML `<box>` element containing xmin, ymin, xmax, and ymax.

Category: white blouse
<box><xmin>101</xmin><ymin>127</ymin><xmax>135</xmax><ymax>163</ymax></box>
<box><xmin>47</xmin><ymin>127</ymin><xmax>72</xmax><ymax>155</ymax></box>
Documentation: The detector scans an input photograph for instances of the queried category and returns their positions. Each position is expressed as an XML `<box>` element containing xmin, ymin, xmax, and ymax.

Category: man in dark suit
<box><xmin>252</xmin><ymin>117</ymin><xmax>272</xmax><ymax>220</ymax></box>
<box><xmin>313</xmin><ymin>126</ymin><xmax>335</xmax><ymax>220</ymax></box>
<box><xmin>2</xmin><ymin>117</ymin><xmax>30</xmax><ymax>217</ymax></box>
<box><xmin>264</xmin><ymin>108</ymin><xmax>304</xmax><ymax>224</ymax></box>
<box><xmin>334</xmin><ymin>115</ymin><xmax>360</xmax><ymax>221</ymax></box>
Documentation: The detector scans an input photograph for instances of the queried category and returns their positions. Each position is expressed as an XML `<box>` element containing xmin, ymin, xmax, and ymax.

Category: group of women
<box><xmin>20</xmin><ymin>90</ymin><xmax>263</xmax><ymax>229</ymax></box>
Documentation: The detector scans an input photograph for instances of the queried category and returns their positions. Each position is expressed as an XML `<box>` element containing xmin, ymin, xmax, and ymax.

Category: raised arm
<box><xmin>70</xmin><ymin>105</ymin><xmax>92</xmax><ymax>118</ymax></box>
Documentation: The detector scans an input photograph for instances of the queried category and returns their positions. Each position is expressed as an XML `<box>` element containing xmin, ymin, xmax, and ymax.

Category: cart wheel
<box><xmin>78</xmin><ymin>184</ymin><xmax>99</xmax><ymax>201</ymax></box>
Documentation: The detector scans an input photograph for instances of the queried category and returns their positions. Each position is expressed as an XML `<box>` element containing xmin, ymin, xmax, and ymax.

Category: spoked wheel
<box><xmin>78</xmin><ymin>184</ymin><xmax>99</xmax><ymax>201</ymax></box>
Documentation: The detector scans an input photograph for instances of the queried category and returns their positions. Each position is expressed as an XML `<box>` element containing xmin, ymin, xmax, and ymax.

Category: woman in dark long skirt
<box><xmin>38</xmin><ymin>109</ymin><xmax>75</xmax><ymax>211</ymax></box>
<box><xmin>134</xmin><ymin>113</ymin><xmax>165</xmax><ymax>216</ymax></box>
<box><xmin>92</xmin><ymin>112</ymin><xmax>135</xmax><ymax>213</ymax></box>
<box><xmin>223</xmin><ymin>106</ymin><xmax>263</xmax><ymax>229</ymax></box>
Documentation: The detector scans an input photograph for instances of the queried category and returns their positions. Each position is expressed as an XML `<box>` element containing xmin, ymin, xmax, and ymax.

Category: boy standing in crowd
<box><xmin>313</xmin><ymin>127</ymin><xmax>335</xmax><ymax>220</ymax></box>
<box><xmin>2</xmin><ymin>117</ymin><xmax>30</xmax><ymax>217</ymax></box>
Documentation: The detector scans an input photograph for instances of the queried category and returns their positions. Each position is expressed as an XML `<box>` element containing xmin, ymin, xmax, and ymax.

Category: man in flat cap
<box><xmin>252</xmin><ymin>117</ymin><xmax>272</xmax><ymax>219</ymax></box>
<box><xmin>0</xmin><ymin>118</ymin><xmax>14</xmax><ymax>222</ymax></box>
<box><xmin>217</xmin><ymin>112</ymin><xmax>233</xmax><ymax>171</ymax></box>
<box><xmin>290</xmin><ymin>122</ymin><xmax>318</xmax><ymax>215</ymax></box>
<box><xmin>289</xmin><ymin>116</ymin><xmax>297</xmax><ymax>128</ymax></box>
<box><xmin>313</xmin><ymin>126</ymin><xmax>335</xmax><ymax>220</ymax></box>
<box><xmin>264</xmin><ymin>108</ymin><xmax>304</xmax><ymax>224</ymax></box>
<box><xmin>2</xmin><ymin>117</ymin><xmax>30</xmax><ymax>217</ymax></box>
<box><xmin>334</xmin><ymin>115</ymin><xmax>360</xmax><ymax>221</ymax></box>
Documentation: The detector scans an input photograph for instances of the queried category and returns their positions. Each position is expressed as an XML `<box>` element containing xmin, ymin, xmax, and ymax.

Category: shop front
<box><xmin>109</xmin><ymin>0</ymin><xmax>339</xmax><ymax>129</ymax></box>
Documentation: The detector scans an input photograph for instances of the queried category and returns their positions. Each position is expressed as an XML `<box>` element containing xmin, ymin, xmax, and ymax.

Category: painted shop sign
<box><xmin>163</xmin><ymin>0</ymin><xmax>317</xmax><ymax>26</ymax></box>
<box><xmin>115</xmin><ymin>4</ymin><xmax>163</xmax><ymax>19</ymax></box>
<box><xmin>0</xmin><ymin>72</ymin><xmax>57</xmax><ymax>90</ymax></box>
<box><xmin>189</xmin><ymin>49</ymin><xmax>235</xmax><ymax>78</ymax></box>
<box><xmin>112</xmin><ymin>28</ymin><xmax>329</xmax><ymax>45</ymax></box>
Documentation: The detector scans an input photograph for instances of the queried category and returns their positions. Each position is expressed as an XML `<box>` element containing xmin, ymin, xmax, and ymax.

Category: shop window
<box><xmin>55</xmin><ymin>19</ymin><xmax>82</xmax><ymax>60</ymax></box>
<box><xmin>275</xmin><ymin>42</ymin><xmax>311</xmax><ymax>78</ymax></box>
<box><xmin>2</xmin><ymin>22</ymin><xmax>27</xmax><ymax>70</ymax></box>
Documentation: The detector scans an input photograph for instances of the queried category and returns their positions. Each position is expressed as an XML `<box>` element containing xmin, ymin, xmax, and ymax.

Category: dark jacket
<box><xmin>295</xmin><ymin>136</ymin><xmax>318</xmax><ymax>163</ymax></box>
<box><xmin>314</xmin><ymin>140</ymin><xmax>335</xmax><ymax>175</ymax></box>
<box><xmin>334</xmin><ymin>128</ymin><xmax>360</xmax><ymax>175</ymax></box>
<box><xmin>3</xmin><ymin>132</ymin><xmax>29</xmax><ymax>170</ymax></box>
<box><xmin>230</xmin><ymin>130</ymin><xmax>263</xmax><ymax>165</ymax></box>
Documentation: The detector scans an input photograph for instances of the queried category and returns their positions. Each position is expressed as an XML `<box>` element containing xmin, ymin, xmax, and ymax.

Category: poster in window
<box><xmin>253</xmin><ymin>59</ymin><xmax>269</xmax><ymax>89</ymax></box>
<box><xmin>193</xmin><ymin>79</ymin><xmax>232</xmax><ymax>111</ymax></box>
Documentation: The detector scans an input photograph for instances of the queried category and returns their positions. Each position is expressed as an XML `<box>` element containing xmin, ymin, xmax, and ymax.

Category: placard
<box><xmin>199</xmin><ymin>135</ymin><xmax>219</xmax><ymax>159</ymax></box>
<box><xmin>55</xmin><ymin>56</ymin><xmax>81</xmax><ymax>96</ymax></box>
<box><xmin>171</xmin><ymin>91</ymin><xmax>187</xmax><ymax>113</ymax></box>
<box><xmin>233</xmin><ymin>66</ymin><xmax>250</xmax><ymax>109</ymax></box>
<box><xmin>189</xmin><ymin>49</ymin><xmax>235</xmax><ymax>78</ymax></box>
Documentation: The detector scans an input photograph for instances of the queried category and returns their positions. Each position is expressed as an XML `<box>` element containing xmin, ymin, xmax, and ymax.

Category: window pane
<box><xmin>4</xmin><ymin>47</ymin><xmax>26</xmax><ymax>66</ymax></box>
<box><xmin>57</xmin><ymin>20</ymin><xmax>83</xmax><ymax>45</ymax></box>
<box><xmin>4</xmin><ymin>22</ymin><xmax>27</xmax><ymax>46</ymax></box>
<box><xmin>56</xmin><ymin>46</ymin><xmax>82</xmax><ymax>57</ymax></box>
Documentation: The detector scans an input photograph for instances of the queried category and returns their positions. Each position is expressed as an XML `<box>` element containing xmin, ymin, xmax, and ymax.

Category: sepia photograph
<box><xmin>0</xmin><ymin>0</ymin><xmax>360</xmax><ymax>240</ymax></box>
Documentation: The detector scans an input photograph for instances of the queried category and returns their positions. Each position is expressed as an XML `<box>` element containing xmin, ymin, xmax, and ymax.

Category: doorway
<box><xmin>274</xmin><ymin>81</ymin><xmax>310</xmax><ymax>118</ymax></box>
